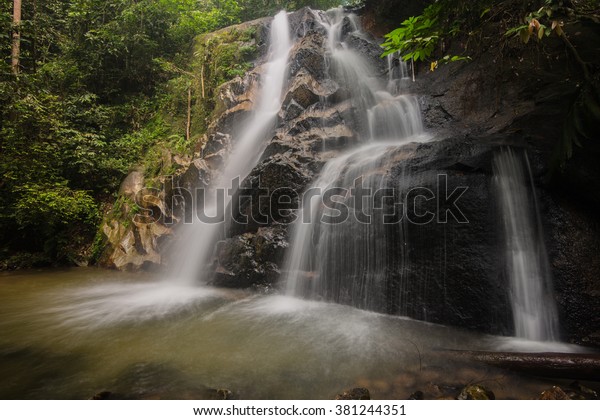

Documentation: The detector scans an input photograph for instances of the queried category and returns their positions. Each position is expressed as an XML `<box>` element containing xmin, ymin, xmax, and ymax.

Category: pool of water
<box><xmin>0</xmin><ymin>268</ymin><xmax>590</xmax><ymax>399</ymax></box>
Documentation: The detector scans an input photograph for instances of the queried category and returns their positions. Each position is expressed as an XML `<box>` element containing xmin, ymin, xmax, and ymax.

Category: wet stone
<box><xmin>335</xmin><ymin>388</ymin><xmax>371</xmax><ymax>400</ymax></box>
<box><xmin>457</xmin><ymin>385</ymin><xmax>495</xmax><ymax>400</ymax></box>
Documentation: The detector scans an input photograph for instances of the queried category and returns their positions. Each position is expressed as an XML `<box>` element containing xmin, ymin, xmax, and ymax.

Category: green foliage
<box><xmin>381</xmin><ymin>4</ymin><xmax>441</xmax><ymax>62</ymax></box>
<box><xmin>381</xmin><ymin>2</ymin><xmax>471</xmax><ymax>67</ymax></box>
<box><xmin>195</xmin><ymin>27</ymin><xmax>257</xmax><ymax>87</ymax></box>
<box><xmin>14</xmin><ymin>183</ymin><xmax>98</xmax><ymax>231</ymax></box>
<box><xmin>11</xmin><ymin>182</ymin><xmax>99</xmax><ymax>262</ymax></box>
<box><xmin>504</xmin><ymin>0</ymin><xmax>571</xmax><ymax>44</ymax></box>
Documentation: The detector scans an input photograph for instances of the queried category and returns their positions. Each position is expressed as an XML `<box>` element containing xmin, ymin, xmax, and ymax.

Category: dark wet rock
<box><xmin>362</xmin><ymin>0</ymin><xmax>425</xmax><ymax>36</ymax></box>
<box><xmin>230</xmin><ymin>154</ymin><xmax>314</xmax><ymax>236</ymax></box>
<box><xmin>344</xmin><ymin>32</ymin><xmax>387</xmax><ymax>75</ymax></box>
<box><xmin>179</xmin><ymin>159</ymin><xmax>211</xmax><ymax>191</ymax></box>
<box><xmin>288</xmin><ymin>7</ymin><xmax>327</xmax><ymax>39</ymax></box>
<box><xmin>539</xmin><ymin>386</ymin><xmax>571</xmax><ymax>400</ymax></box>
<box><xmin>300</xmin><ymin>134</ymin><xmax>511</xmax><ymax>335</ymax></box>
<box><xmin>211</xmin><ymin>226</ymin><xmax>288</xmax><ymax>288</ymax></box>
<box><xmin>205</xmin><ymin>389</ymin><xmax>234</xmax><ymax>400</ymax></box>
<box><xmin>283</xmin><ymin>72</ymin><xmax>320</xmax><ymax>109</ymax></box>
<box><xmin>281</xmin><ymin>99</ymin><xmax>305</xmax><ymax>121</ymax></box>
<box><xmin>288</xmin><ymin>32</ymin><xmax>327</xmax><ymax>80</ymax></box>
<box><xmin>458</xmin><ymin>385</ymin><xmax>495</xmax><ymax>400</ymax></box>
<box><xmin>408</xmin><ymin>391</ymin><xmax>424</xmax><ymax>400</ymax></box>
<box><xmin>261</xmin><ymin>136</ymin><xmax>304</xmax><ymax>160</ymax></box>
<box><xmin>282</xmin><ymin>71</ymin><xmax>342</xmax><ymax>110</ymax></box>
<box><xmin>214</xmin><ymin>74</ymin><xmax>257</xmax><ymax>117</ymax></box>
<box><xmin>335</xmin><ymin>388</ymin><xmax>371</xmax><ymax>400</ymax></box>
<box><xmin>566</xmin><ymin>382</ymin><xmax>599</xmax><ymax>400</ymax></box>
<box><xmin>203</xmin><ymin>132</ymin><xmax>232</xmax><ymax>157</ymax></box>
<box><xmin>292</xmin><ymin>125</ymin><xmax>357</xmax><ymax>153</ymax></box>
<box><xmin>89</xmin><ymin>391</ymin><xmax>116</xmax><ymax>400</ymax></box>
<box><xmin>388</xmin><ymin>136</ymin><xmax>510</xmax><ymax>334</ymax></box>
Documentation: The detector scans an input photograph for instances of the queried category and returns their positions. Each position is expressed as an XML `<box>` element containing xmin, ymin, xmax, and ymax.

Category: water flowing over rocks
<box><xmin>98</xmin><ymin>6</ymin><xmax>600</xmax><ymax>346</ymax></box>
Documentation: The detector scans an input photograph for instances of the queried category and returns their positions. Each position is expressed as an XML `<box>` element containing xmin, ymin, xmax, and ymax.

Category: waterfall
<box><xmin>283</xmin><ymin>142</ymin><xmax>410</xmax><ymax>309</ymax></box>
<box><xmin>387</xmin><ymin>52</ymin><xmax>409</xmax><ymax>95</ymax></box>
<box><xmin>493</xmin><ymin>147</ymin><xmax>559</xmax><ymax>341</ymax></box>
<box><xmin>283</xmin><ymin>9</ymin><xmax>429</xmax><ymax>310</ymax></box>
<box><xmin>172</xmin><ymin>11</ymin><xmax>292</xmax><ymax>284</ymax></box>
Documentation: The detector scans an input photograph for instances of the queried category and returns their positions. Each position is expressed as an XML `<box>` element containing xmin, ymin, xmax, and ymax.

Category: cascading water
<box><xmin>493</xmin><ymin>147</ymin><xmax>560</xmax><ymax>341</ymax></box>
<box><xmin>172</xmin><ymin>11</ymin><xmax>292</xmax><ymax>284</ymax></box>
<box><xmin>386</xmin><ymin>52</ymin><xmax>409</xmax><ymax>95</ymax></box>
<box><xmin>284</xmin><ymin>9</ymin><xmax>429</xmax><ymax>311</ymax></box>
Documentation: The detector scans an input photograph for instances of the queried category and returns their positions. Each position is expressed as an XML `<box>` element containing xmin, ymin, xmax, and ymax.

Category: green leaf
<box><xmin>520</xmin><ymin>28</ymin><xmax>531</xmax><ymax>44</ymax></box>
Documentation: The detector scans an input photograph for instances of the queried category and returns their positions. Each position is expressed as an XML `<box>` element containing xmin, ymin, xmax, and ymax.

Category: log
<box><xmin>437</xmin><ymin>349</ymin><xmax>600</xmax><ymax>381</ymax></box>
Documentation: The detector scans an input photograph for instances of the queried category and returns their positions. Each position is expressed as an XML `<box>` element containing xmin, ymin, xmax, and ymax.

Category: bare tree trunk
<box><xmin>186</xmin><ymin>86</ymin><xmax>192</xmax><ymax>143</ymax></box>
<box><xmin>32</xmin><ymin>0</ymin><xmax>37</xmax><ymax>72</ymax></box>
<box><xmin>200</xmin><ymin>64</ymin><xmax>206</xmax><ymax>99</ymax></box>
<box><xmin>11</xmin><ymin>0</ymin><xmax>22</xmax><ymax>75</ymax></box>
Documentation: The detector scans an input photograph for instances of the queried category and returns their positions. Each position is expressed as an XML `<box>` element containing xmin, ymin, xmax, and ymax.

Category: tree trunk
<box><xmin>438</xmin><ymin>349</ymin><xmax>600</xmax><ymax>381</ymax></box>
<box><xmin>200</xmin><ymin>64</ymin><xmax>206</xmax><ymax>99</ymax></box>
<box><xmin>186</xmin><ymin>86</ymin><xmax>192</xmax><ymax>143</ymax></box>
<box><xmin>11</xmin><ymin>0</ymin><xmax>22</xmax><ymax>75</ymax></box>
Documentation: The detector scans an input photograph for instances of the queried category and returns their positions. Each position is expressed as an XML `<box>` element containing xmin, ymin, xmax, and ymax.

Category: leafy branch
<box><xmin>504</xmin><ymin>0</ymin><xmax>598</xmax><ymax>171</ymax></box>
<box><xmin>380</xmin><ymin>3</ymin><xmax>471</xmax><ymax>71</ymax></box>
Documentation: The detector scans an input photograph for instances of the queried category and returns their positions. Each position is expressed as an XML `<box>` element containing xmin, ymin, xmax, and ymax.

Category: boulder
<box><xmin>210</xmin><ymin>226</ymin><xmax>288</xmax><ymax>288</ymax></box>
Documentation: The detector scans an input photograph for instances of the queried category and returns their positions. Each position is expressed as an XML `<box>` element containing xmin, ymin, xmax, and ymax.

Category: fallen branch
<box><xmin>437</xmin><ymin>349</ymin><xmax>600</xmax><ymax>381</ymax></box>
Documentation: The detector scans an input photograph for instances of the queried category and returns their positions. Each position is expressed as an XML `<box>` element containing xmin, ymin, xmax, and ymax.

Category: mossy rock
<box><xmin>457</xmin><ymin>385</ymin><xmax>495</xmax><ymax>400</ymax></box>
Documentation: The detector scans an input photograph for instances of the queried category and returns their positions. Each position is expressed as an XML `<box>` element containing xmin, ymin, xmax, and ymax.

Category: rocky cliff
<box><xmin>96</xmin><ymin>6</ymin><xmax>600</xmax><ymax>346</ymax></box>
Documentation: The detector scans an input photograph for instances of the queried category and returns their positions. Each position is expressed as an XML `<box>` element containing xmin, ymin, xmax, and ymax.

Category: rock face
<box><xmin>99</xmin><ymin>7</ymin><xmax>600</xmax><ymax>346</ymax></box>
<box><xmin>409</xmin><ymin>17</ymin><xmax>600</xmax><ymax>344</ymax></box>
<box><xmin>98</xmin><ymin>170</ymin><xmax>173</xmax><ymax>271</ymax></box>
<box><xmin>211</xmin><ymin>226</ymin><xmax>287</xmax><ymax>288</ymax></box>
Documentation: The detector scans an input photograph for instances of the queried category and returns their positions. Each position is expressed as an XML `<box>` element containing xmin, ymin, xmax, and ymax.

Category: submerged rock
<box><xmin>457</xmin><ymin>385</ymin><xmax>495</xmax><ymax>400</ymax></box>
<box><xmin>335</xmin><ymin>388</ymin><xmax>371</xmax><ymax>400</ymax></box>
<box><xmin>89</xmin><ymin>391</ymin><xmax>117</xmax><ymax>400</ymax></box>
<box><xmin>408</xmin><ymin>390</ymin><xmax>424</xmax><ymax>400</ymax></box>
<box><xmin>567</xmin><ymin>382</ymin><xmax>599</xmax><ymax>400</ymax></box>
<box><xmin>539</xmin><ymin>386</ymin><xmax>571</xmax><ymax>400</ymax></box>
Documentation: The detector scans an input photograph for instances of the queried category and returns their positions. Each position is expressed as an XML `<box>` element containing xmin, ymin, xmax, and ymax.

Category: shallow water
<box><xmin>0</xmin><ymin>269</ymin><xmax>590</xmax><ymax>399</ymax></box>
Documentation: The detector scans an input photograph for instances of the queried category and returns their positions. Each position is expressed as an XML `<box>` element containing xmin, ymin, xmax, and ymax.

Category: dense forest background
<box><xmin>0</xmin><ymin>0</ymin><xmax>349</xmax><ymax>268</ymax></box>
